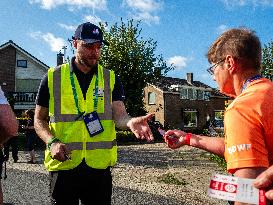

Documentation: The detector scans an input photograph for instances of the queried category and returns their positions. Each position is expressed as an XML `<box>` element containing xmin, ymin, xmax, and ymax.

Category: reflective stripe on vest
<box><xmin>49</xmin><ymin>68</ymin><xmax>112</xmax><ymax>123</ymax></box>
<box><xmin>66</xmin><ymin>140</ymin><xmax>117</xmax><ymax>151</ymax></box>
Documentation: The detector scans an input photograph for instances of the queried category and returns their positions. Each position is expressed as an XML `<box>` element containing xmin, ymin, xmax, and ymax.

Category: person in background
<box><xmin>3</xmin><ymin>137</ymin><xmax>19</xmax><ymax>163</ymax></box>
<box><xmin>34</xmin><ymin>22</ymin><xmax>153</xmax><ymax>204</ymax></box>
<box><xmin>0</xmin><ymin>86</ymin><xmax>18</xmax><ymax>203</ymax></box>
<box><xmin>164</xmin><ymin>28</ymin><xmax>273</xmax><ymax>205</ymax></box>
<box><xmin>24</xmin><ymin>109</ymin><xmax>36</xmax><ymax>164</ymax></box>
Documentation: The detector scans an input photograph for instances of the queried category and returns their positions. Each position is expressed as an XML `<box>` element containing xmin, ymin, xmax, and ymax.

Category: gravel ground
<box><xmin>2</xmin><ymin>143</ymin><xmax>228</xmax><ymax>205</ymax></box>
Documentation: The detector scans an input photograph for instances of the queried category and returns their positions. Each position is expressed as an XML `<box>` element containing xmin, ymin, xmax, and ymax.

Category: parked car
<box><xmin>209</xmin><ymin>119</ymin><xmax>224</xmax><ymax>136</ymax></box>
<box><xmin>212</xmin><ymin>119</ymin><xmax>224</xmax><ymax>128</ymax></box>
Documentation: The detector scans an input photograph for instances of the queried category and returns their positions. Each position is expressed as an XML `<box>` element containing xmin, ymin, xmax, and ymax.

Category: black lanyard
<box><xmin>69</xmin><ymin>68</ymin><xmax>99</xmax><ymax>119</ymax></box>
<box><xmin>241</xmin><ymin>74</ymin><xmax>262</xmax><ymax>92</ymax></box>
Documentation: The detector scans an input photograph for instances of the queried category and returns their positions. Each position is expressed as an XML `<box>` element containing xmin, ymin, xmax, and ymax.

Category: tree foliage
<box><xmin>99</xmin><ymin>19</ymin><xmax>173</xmax><ymax>116</ymax></box>
<box><xmin>261</xmin><ymin>41</ymin><xmax>273</xmax><ymax>80</ymax></box>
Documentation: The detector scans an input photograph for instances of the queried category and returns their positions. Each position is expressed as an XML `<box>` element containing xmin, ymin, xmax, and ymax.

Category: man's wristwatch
<box><xmin>47</xmin><ymin>137</ymin><xmax>60</xmax><ymax>150</ymax></box>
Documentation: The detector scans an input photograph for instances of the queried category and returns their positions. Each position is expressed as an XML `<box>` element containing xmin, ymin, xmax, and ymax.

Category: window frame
<box><xmin>183</xmin><ymin>109</ymin><xmax>197</xmax><ymax>128</ymax></box>
<box><xmin>17</xmin><ymin>60</ymin><xmax>28</xmax><ymax>68</ymax></box>
<box><xmin>148</xmin><ymin>92</ymin><xmax>156</xmax><ymax>105</ymax></box>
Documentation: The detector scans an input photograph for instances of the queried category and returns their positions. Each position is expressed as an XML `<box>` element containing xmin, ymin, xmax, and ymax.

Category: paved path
<box><xmin>2</xmin><ymin>143</ymin><xmax>227</xmax><ymax>205</ymax></box>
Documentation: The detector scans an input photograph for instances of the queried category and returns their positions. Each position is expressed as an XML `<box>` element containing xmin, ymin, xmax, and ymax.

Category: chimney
<box><xmin>57</xmin><ymin>51</ymin><xmax>64</xmax><ymax>66</ymax></box>
<box><xmin>186</xmin><ymin>73</ymin><xmax>193</xmax><ymax>84</ymax></box>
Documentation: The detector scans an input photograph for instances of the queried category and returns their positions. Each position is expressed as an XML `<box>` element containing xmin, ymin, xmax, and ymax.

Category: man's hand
<box><xmin>253</xmin><ymin>165</ymin><xmax>273</xmax><ymax>201</ymax></box>
<box><xmin>164</xmin><ymin>130</ymin><xmax>186</xmax><ymax>149</ymax></box>
<box><xmin>50</xmin><ymin>142</ymin><xmax>71</xmax><ymax>162</ymax></box>
<box><xmin>127</xmin><ymin>113</ymin><xmax>154</xmax><ymax>142</ymax></box>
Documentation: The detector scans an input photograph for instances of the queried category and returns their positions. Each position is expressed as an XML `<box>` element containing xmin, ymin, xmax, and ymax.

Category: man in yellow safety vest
<box><xmin>34</xmin><ymin>22</ymin><xmax>154</xmax><ymax>205</ymax></box>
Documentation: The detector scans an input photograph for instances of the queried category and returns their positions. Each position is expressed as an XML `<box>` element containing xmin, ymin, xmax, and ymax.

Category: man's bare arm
<box><xmin>165</xmin><ymin>130</ymin><xmax>226</xmax><ymax>157</ymax></box>
<box><xmin>34</xmin><ymin>105</ymin><xmax>54</xmax><ymax>144</ymax></box>
<box><xmin>0</xmin><ymin>104</ymin><xmax>18</xmax><ymax>143</ymax></box>
<box><xmin>190</xmin><ymin>134</ymin><xmax>225</xmax><ymax>157</ymax></box>
<box><xmin>112</xmin><ymin>101</ymin><xmax>131</xmax><ymax>130</ymax></box>
<box><xmin>34</xmin><ymin>105</ymin><xmax>70</xmax><ymax>161</ymax></box>
<box><xmin>112</xmin><ymin>101</ymin><xmax>154</xmax><ymax>141</ymax></box>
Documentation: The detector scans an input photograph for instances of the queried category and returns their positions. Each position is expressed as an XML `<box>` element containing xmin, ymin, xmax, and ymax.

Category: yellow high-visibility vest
<box><xmin>45</xmin><ymin>62</ymin><xmax>117</xmax><ymax>171</ymax></box>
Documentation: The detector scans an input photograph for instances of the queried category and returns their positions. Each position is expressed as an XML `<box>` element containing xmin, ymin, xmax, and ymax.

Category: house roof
<box><xmin>153</xmin><ymin>76</ymin><xmax>211</xmax><ymax>91</ymax></box>
<box><xmin>0</xmin><ymin>40</ymin><xmax>49</xmax><ymax>70</ymax></box>
<box><xmin>151</xmin><ymin>76</ymin><xmax>228</xmax><ymax>98</ymax></box>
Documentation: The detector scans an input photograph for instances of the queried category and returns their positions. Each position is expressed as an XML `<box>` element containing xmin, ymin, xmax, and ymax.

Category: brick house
<box><xmin>144</xmin><ymin>73</ymin><xmax>229</xmax><ymax>131</ymax></box>
<box><xmin>0</xmin><ymin>40</ymin><xmax>49</xmax><ymax>114</ymax></box>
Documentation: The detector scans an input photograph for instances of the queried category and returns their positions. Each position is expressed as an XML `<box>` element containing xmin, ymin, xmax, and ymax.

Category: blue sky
<box><xmin>1</xmin><ymin>0</ymin><xmax>273</xmax><ymax>88</ymax></box>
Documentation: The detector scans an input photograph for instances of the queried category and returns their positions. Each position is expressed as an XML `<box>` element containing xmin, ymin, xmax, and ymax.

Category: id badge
<box><xmin>83</xmin><ymin>111</ymin><xmax>104</xmax><ymax>137</ymax></box>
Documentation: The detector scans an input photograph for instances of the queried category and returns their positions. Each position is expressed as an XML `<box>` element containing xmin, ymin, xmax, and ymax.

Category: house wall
<box><xmin>164</xmin><ymin>93</ymin><xmax>226</xmax><ymax>130</ymax></box>
<box><xmin>0</xmin><ymin>41</ymin><xmax>49</xmax><ymax>113</ymax></box>
<box><xmin>144</xmin><ymin>85</ymin><xmax>165</xmax><ymax>125</ymax></box>
<box><xmin>15</xmin><ymin>51</ymin><xmax>46</xmax><ymax>92</ymax></box>
<box><xmin>0</xmin><ymin>45</ymin><xmax>16</xmax><ymax>93</ymax></box>
<box><xmin>144</xmin><ymin>85</ymin><xmax>227</xmax><ymax>131</ymax></box>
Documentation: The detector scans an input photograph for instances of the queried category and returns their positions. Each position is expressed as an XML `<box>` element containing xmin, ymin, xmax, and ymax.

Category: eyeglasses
<box><xmin>207</xmin><ymin>59</ymin><xmax>225</xmax><ymax>75</ymax></box>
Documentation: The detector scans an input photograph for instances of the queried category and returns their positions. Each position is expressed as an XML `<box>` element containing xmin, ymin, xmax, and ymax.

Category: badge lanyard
<box><xmin>69</xmin><ymin>70</ymin><xmax>99</xmax><ymax>120</ymax></box>
<box><xmin>241</xmin><ymin>74</ymin><xmax>262</xmax><ymax>92</ymax></box>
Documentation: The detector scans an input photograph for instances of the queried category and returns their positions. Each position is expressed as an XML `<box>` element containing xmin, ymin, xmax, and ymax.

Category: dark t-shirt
<box><xmin>26</xmin><ymin>118</ymin><xmax>35</xmax><ymax>136</ymax></box>
<box><xmin>36</xmin><ymin>58</ymin><xmax>125</xmax><ymax>108</ymax></box>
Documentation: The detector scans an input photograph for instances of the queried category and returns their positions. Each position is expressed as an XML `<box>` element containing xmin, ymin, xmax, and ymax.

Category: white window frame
<box><xmin>180</xmin><ymin>88</ymin><xmax>188</xmax><ymax>99</ymax></box>
<box><xmin>204</xmin><ymin>91</ymin><xmax>211</xmax><ymax>101</ymax></box>
<box><xmin>148</xmin><ymin>92</ymin><xmax>156</xmax><ymax>105</ymax></box>
<box><xmin>183</xmin><ymin>110</ymin><xmax>197</xmax><ymax>127</ymax></box>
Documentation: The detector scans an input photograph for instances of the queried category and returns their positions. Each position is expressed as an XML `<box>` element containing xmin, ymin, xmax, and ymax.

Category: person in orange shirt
<box><xmin>164</xmin><ymin>28</ymin><xmax>273</xmax><ymax>205</ymax></box>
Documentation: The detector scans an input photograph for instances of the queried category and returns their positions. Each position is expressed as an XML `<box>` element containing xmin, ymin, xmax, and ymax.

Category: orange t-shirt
<box><xmin>224</xmin><ymin>78</ymin><xmax>273</xmax><ymax>173</ymax></box>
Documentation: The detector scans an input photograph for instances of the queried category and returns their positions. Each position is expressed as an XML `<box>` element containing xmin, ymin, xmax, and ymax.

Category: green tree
<box><xmin>99</xmin><ymin>19</ymin><xmax>173</xmax><ymax>116</ymax></box>
<box><xmin>261</xmin><ymin>41</ymin><xmax>273</xmax><ymax>80</ymax></box>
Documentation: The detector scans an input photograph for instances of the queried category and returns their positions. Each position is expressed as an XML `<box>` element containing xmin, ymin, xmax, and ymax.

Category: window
<box><xmin>183</xmin><ymin>110</ymin><xmax>197</xmax><ymax>127</ymax></box>
<box><xmin>188</xmin><ymin>89</ymin><xmax>193</xmax><ymax>99</ymax></box>
<box><xmin>180</xmin><ymin>88</ymin><xmax>188</xmax><ymax>99</ymax></box>
<box><xmin>214</xmin><ymin>110</ymin><xmax>224</xmax><ymax>120</ymax></box>
<box><xmin>196</xmin><ymin>90</ymin><xmax>204</xmax><ymax>100</ymax></box>
<box><xmin>180</xmin><ymin>88</ymin><xmax>209</xmax><ymax>101</ymax></box>
<box><xmin>148</xmin><ymin>92</ymin><xmax>156</xmax><ymax>104</ymax></box>
<box><xmin>17</xmin><ymin>60</ymin><xmax>27</xmax><ymax>68</ymax></box>
<box><xmin>213</xmin><ymin>110</ymin><xmax>224</xmax><ymax>128</ymax></box>
<box><xmin>204</xmin><ymin>91</ymin><xmax>211</xmax><ymax>101</ymax></box>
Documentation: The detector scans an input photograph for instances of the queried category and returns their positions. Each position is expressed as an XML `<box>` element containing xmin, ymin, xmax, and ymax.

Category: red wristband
<box><xmin>185</xmin><ymin>133</ymin><xmax>192</xmax><ymax>145</ymax></box>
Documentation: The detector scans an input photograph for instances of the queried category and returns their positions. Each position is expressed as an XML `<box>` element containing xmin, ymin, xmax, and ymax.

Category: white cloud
<box><xmin>222</xmin><ymin>0</ymin><xmax>246</xmax><ymax>6</ymax></box>
<box><xmin>58</xmin><ymin>23</ymin><xmax>77</xmax><ymax>31</ymax></box>
<box><xmin>29</xmin><ymin>31</ymin><xmax>66</xmax><ymax>52</ymax></box>
<box><xmin>123</xmin><ymin>0</ymin><xmax>162</xmax><ymax>24</ymax></box>
<box><xmin>29</xmin><ymin>31</ymin><xmax>42</xmax><ymax>39</ymax></box>
<box><xmin>167</xmin><ymin>56</ymin><xmax>188</xmax><ymax>70</ymax></box>
<box><xmin>217</xmin><ymin>24</ymin><xmax>229</xmax><ymax>34</ymax></box>
<box><xmin>29</xmin><ymin>0</ymin><xmax>107</xmax><ymax>10</ymax></box>
<box><xmin>83</xmin><ymin>15</ymin><xmax>103</xmax><ymax>25</ymax></box>
<box><xmin>124</xmin><ymin>0</ymin><xmax>162</xmax><ymax>12</ymax></box>
<box><xmin>0</xmin><ymin>40</ymin><xmax>8</xmax><ymax>45</ymax></box>
<box><xmin>222</xmin><ymin>0</ymin><xmax>273</xmax><ymax>7</ymax></box>
<box><xmin>131</xmin><ymin>12</ymin><xmax>160</xmax><ymax>24</ymax></box>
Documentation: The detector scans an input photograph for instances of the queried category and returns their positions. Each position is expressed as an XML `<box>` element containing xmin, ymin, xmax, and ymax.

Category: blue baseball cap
<box><xmin>73</xmin><ymin>22</ymin><xmax>109</xmax><ymax>46</ymax></box>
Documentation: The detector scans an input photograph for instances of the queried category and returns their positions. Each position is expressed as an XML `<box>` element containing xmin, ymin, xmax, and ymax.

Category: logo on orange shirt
<box><xmin>227</xmin><ymin>144</ymin><xmax>251</xmax><ymax>154</ymax></box>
